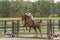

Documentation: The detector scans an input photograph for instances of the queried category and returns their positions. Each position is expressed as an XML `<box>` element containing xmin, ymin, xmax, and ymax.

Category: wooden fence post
<box><xmin>58</xmin><ymin>20</ymin><xmax>60</xmax><ymax>30</ymax></box>
<box><xmin>4</xmin><ymin>21</ymin><xmax>7</xmax><ymax>34</ymax></box>
<box><xmin>12</xmin><ymin>21</ymin><xmax>14</xmax><ymax>37</ymax></box>
<box><xmin>47</xmin><ymin>20</ymin><xmax>54</xmax><ymax>40</ymax></box>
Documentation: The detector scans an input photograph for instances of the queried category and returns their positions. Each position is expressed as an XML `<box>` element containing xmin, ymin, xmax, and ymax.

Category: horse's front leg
<box><xmin>26</xmin><ymin>26</ymin><xmax>28</xmax><ymax>30</ymax></box>
<box><xmin>23</xmin><ymin>24</ymin><xmax>28</xmax><ymax>31</ymax></box>
<box><xmin>23</xmin><ymin>24</ymin><xmax>26</xmax><ymax>32</ymax></box>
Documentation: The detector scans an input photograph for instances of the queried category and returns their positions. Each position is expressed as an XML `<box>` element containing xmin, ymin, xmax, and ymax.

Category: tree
<box><xmin>0</xmin><ymin>1</ymin><xmax>3</xmax><ymax>17</ymax></box>
<box><xmin>1</xmin><ymin>0</ymin><xmax>10</xmax><ymax>17</ymax></box>
<box><xmin>56</xmin><ymin>2</ymin><xmax>60</xmax><ymax>17</ymax></box>
<box><xmin>16</xmin><ymin>0</ymin><xmax>24</xmax><ymax>17</ymax></box>
<box><xmin>40</xmin><ymin>0</ymin><xmax>51</xmax><ymax>17</ymax></box>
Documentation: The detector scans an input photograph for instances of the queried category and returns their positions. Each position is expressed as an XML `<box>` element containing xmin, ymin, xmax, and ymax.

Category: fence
<box><xmin>0</xmin><ymin>20</ymin><xmax>20</xmax><ymax>37</ymax></box>
<box><xmin>0</xmin><ymin>19</ymin><xmax>60</xmax><ymax>39</ymax></box>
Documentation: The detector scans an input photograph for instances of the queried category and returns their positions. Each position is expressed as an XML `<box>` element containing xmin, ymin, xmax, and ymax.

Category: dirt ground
<box><xmin>0</xmin><ymin>38</ymin><xmax>60</xmax><ymax>40</ymax></box>
<box><xmin>0</xmin><ymin>33</ymin><xmax>59</xmax><ymax>40</ymax></box>
<box><xmin>3</xmin><ymin>33</ymin><xmax>60</xmax><ymax>40</ymax></box>
<box><xmin>0</xmin><ymin>38</ymin><xmax>47</xmax><ymax>40</ymax></box>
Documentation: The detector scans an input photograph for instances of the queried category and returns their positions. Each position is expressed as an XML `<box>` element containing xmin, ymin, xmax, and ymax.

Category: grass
<box><xmin>0</xmin><ymin>17</ymin><xmax>60</xmax><ymax>20</ymax></box>
<box><xmin>19</xmin><ymin>28</ymin><xmax>60</xmax><ymax>32</ymax></box>
<box><xmin>0</xmin><ymin>32</ymin><xmax>6</xmax><ymax>38</ymax></box>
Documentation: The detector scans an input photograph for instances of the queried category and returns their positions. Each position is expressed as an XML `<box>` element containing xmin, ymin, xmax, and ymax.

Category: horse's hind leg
<box><xmin>33</xmin><ymin>27</ymin><xmax>38</xmax><ymax>37</ymax></box>
<box><xmin>23</xmin><ymin>26</ymin><xmax>25</xmax><ymax>31</ymax></box>
<box><xmin>38</xmin><ymin>27</ymin><xmax>42</xmax><ymax>38</ymax></box>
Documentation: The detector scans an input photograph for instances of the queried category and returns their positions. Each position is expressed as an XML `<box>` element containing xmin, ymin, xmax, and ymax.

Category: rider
<box><xmin>25</xmin><ymin>10</ymin><xmax>33</xmax><ymax>20</ymax></box>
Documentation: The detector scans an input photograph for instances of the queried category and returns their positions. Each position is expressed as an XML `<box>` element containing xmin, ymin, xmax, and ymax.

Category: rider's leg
<box><xmin>31</xmin><ymin>18</ymin><xmax>34</xmax><ymax>24</ymax></box>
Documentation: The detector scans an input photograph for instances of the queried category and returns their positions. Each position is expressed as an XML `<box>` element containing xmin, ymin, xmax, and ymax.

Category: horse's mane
<box><xmin>22</xmin><ymin>14</ymin><xmax>30</xmax><ymax>18</ymax></box>
<box><xmin>25</xmin><ymin>15</ymin><xmax>30</xmax><ymax>18</ymax></box>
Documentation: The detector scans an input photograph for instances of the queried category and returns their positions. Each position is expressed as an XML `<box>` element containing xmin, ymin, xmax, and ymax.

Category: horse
<box><xmin>21</xmin><ymin>14</ymin><xmax>42</xmax><ymax>37</ymax></box>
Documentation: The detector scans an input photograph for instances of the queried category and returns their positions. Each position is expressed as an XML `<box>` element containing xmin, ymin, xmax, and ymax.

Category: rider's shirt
<box><xmin>25</xmin><ymin>12</ymin><xmax>33</xmax><ymax>19</ymax></box>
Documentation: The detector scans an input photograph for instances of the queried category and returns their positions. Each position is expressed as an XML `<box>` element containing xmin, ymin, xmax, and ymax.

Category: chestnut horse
<box><xmin>21</xmin><ymin>14</ymin><xmax>42</xmax><ymax>37</ymax></box>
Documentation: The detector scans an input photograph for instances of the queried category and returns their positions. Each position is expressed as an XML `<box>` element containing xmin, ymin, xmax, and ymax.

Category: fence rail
<box><xmin>0</xmin><ymin>19</ymin><xmax>59</xmax><ymax>39</ymax></box>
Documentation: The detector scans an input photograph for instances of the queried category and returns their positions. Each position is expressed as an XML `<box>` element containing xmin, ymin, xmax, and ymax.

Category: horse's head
<box><xmin>21</xmin><ymin>14</ymin><xmax>31</xmax><ymax>21</ymax></box>
<box><xmin>21</xmin><ymin>14</ymin><xmax>32</xmax><ymax>27</ymax></box>
<box><xmin>21</xmin><ymin>14</ymin><xmax>25</xmax><ymax>21</ymax></box>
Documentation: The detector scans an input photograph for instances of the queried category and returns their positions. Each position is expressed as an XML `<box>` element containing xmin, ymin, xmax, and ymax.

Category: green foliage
<box><xmin>56</xmin><ymin>2</ymin><xmax>60</xmax><ymax>17</ymax></box>
<box><xmin>39</xmin><ymin>1</ymin><xmax>51</xmax><ymax>17</ymax></box>
<box><xmin>0</xmin><ymin>0</ymin><xmax>59</xmax><ymax>17</ymax></box>
<box><xmin>0</xmin><ymin>1</ymin><xmax>10</xmax><ymax>17</ymax></box>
